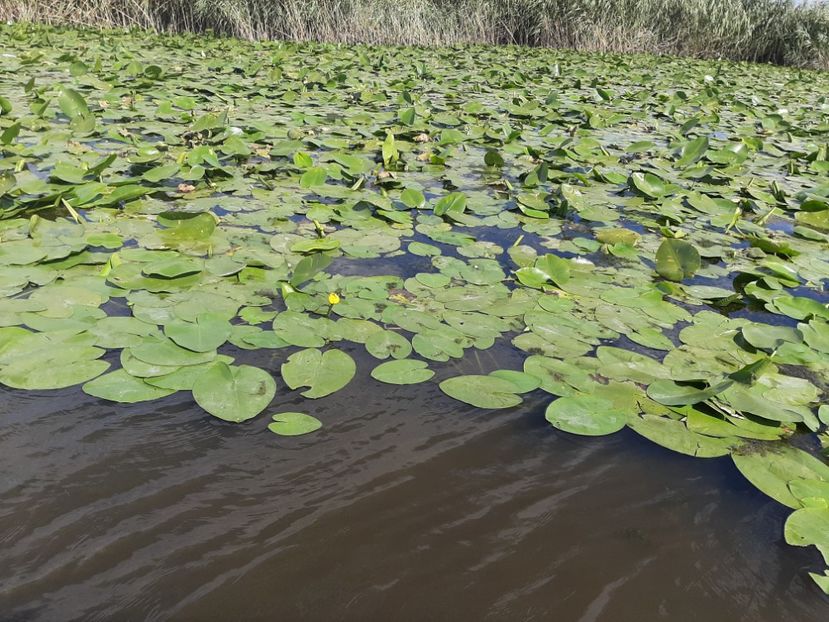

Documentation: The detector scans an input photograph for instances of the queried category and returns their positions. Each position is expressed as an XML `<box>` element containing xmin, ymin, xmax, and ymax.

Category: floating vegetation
<box><xmin>0</xmin><ymin>25</ymin><xmax>828</xmax><ymax>592</ymax></box>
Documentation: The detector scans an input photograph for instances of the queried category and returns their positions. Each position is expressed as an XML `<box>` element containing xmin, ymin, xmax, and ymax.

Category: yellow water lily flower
<box><xmin>327</xmin><ymin>292</ymin><xmax>341</xmax><ymax>305</ymax></box>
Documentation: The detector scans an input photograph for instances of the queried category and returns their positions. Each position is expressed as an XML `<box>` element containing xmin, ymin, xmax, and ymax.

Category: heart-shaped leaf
<box><xmin>655</xmin><ymin>239</ymin><xmax>701</xmax><ymax>281</ymax></box>
<box><xmin>193</xmin><ymin>362</ymin><xmax>275</xmax><ymax>422</ymax></box>
<box><xmin>281</xmin><ymin>348</ymin><xmax>356</xmax><ymax>398</ymax></box>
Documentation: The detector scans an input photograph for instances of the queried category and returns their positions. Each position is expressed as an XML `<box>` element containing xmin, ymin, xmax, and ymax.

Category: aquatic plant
<box><xmin>0</xmin><ymin>23</ymin><xmax>828</xmax><ymax>592</ymax></box>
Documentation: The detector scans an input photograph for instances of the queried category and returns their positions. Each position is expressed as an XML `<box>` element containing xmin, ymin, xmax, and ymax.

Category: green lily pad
<box><xmin>370</xmin><ymin>359</ymin><xmax>434</xmax><ymax>385</ymax></box>
<box><xmin>789</xmin><ymin>479</ymin><xmax>829</xmax><ymax>507</ymax></box>
<box><xmin>144</xmin><ymin>358</ymin><xmax>233</xmax><ymax>391</ymax></box>
<box><xmin>0</xmin><ymin>356</ymin><xmax>110</xmax><ymax>390</ymax></box>
<box><xmin>489</xmin><ymin>370</ymin><xmax>541</xmax><ymax>393</ymax></box>
<box><xmin>165</xmin><ymin>313</ymin><xmax>232</xmax><ymax>353</ymax></box>
<box><xmin>733</xmin><ymin>446</ymin><xmax>829</xmax><ymax>509</ymax></box>
<box><xmin>192</xmin><ymin>362</ymin><xmax>276</xmax><ymax>423</ymax></box>
<box><xmin>628</xmin><ymin>414</ymin><xmax>736</xmax><ymax>457</ymax></box>
<box><xmin>268</xmin><ymin>412</ymin><xmax>323</xmax><ymax>436</ymax></box>
<box><xmin>655</xmin><ymin>239</ymin><xmax>701</xmax><ymax>282</ymax></box>
<box><xmin>281</xmin><ymin>348</ymin><xmax>356</xmax><ymax>398</ymax></box>
<box><xmin>439</xmin><ymin>375</ymin><xmax>522</xmax><ymax>409</ymax></box>
<box><xmin>83</xmin><ymin>369</ymin><xmax>176</xmax><ymax>403</ymax></box>
<box><xmin>629</xmin><ymin>171</ymin><xmax>670</xmax><ymax>198</ymax></box>
<box><xmin>676</xmin><ymin>136</ymin><xmax>709</xmax><ymax>167</ymax></box>
<box><xmin>273</xmin><ymin>311</ymin><xmax>327</xmax><ymax>348</ymax></box>
<box><xmin>365</xmin><ymin>329</ymin><xmax>412</xmax><ymax>359</ymax></box>
<box><xmin>516</xmin><ymin>254</ymin><xmax>571</xmax><ymax>289</ymax></box>
<box><xmin>784</xmin><ymin>507</ymin><xmax>829</xmax><ymax>550</ymax></box>
<box><xmin>143</xmin><ymin>257</ymin><xmax>203</xmax><ymax>279</ymax></box>
<box><xmin>131</xmin><ymin>337</ymin><xmax>217</xmax><ymax>367</ymax></box>
<box><xmin>545</xmin><ymin>394</ymin><xmax>626</xmax><ymax>436</ymax></box>
<box><xmin>0</xmin><ymin>330</ymin><xmax>109</xmax><ymax>389</ymax></box>
<box><xmin>647</xmin><ymin>379</ymin><xmax>730</xmax><ymax>406</ymax></box>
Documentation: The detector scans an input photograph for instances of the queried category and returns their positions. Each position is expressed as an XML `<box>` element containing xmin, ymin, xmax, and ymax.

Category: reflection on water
<box><xmin>0</xmin><ymin>343</ymin><xmax>827</xmax><ymax>621</ymax></box>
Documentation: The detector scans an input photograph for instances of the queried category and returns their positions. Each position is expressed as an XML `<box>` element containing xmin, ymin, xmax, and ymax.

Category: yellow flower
<box><xmin>328</xmin><ymin>292</ymin><xmax>341</xmax><ymax>305</ymax></box>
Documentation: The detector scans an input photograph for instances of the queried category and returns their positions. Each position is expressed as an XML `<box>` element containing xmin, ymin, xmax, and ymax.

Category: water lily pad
<box><xmin>268</xmin><ymin>412</ymin><xmax>322</xmax><ymax>436</ymax></box>
<box><xmin>742</xmin><ymin>324</ymin><xmax>802</xmax><ymax>350</ymax></box>
<box><xmin>83</xmin><ymin>369</ymin><xmax>176</xmax><ymax>403</ymax></box>
<box><xmin>131</xmin><ymin>337</ymin><xmax>217</xmax><ymax>367</ymax></box>
<box><xmin>142</xmin><ymin>257</ymin><xmax>203</xmax><ymax>279</ymax></box>
<box><xmin>489</xmin><ymin>370</ymin><xmax>541</xmax><ymax>393</ymax></box>
<box><xmin>439</xmin><ymin>375</ymin><xmax>522</xmax><ymax>409</ymax></box>
<box><xmin>784</xmin><ymin>507</ymin><xmax>829</xmax><ymax>550</ymax></box>
<box><xmin>0</xmin><ymin>331</ymin><xmax>109</xmax><ymax>389</ymax></box>
<box><xmin>192</xmin><ymin>362</ymin><xmax>275</xmax><ymax>422</ymax></box>
<box><xmin>628</xmin><ymin>414</ymin><xmax>736</xmax><ymax>457</ymax></box>
<box><xmin>789</xmin><ymin>479</ymin><xmax>829</xmax><ymax>507</ymax></box>
<box><xmin>371</xmin><ymin>359</ymin><xmax>434</xmax><ymax>385</ymax></box>
<box><xmin>647</xmin><ymin>379</ymin><xmax>730</xmax><ymax>406</ymax></box>
<box><xmin>545</xmin><ymin>394</ymin><xmax>626</xmax><ymax>436</ymax></box>
<box><xmin>273</xmin><ymin>311</ymin><xmax>326</xmax><ymax>348</ymax></box>
<box><xmin>629</xmin><ymin>171</ymin><xmax>670</xmax><ymax>198</ymax></box>
<box><xmin>676</xmin><ymin>136</ymin><xmax>709</xmax><ymax>167</ymax></box>
<box><xmin>516</xmin><ymin>254</ymin><xmax>571</xmax><ymax>289</ymax></box>
<box><xmin>165</xmin><ymin>313</ymin><xmax>232</xmax><ymax>353</ymax></box>
<box><xmin>0</xmin><ymin>356</ymin><xmax>110</xmax><ymax>390</ymax></box>
<box><xmin>809</xmin><ymin>571</ymin><xmax>829</xmax><ymax>595</ymax></box>
<box><xmin>655</xmin><ymin>239</ymin><xmax>701</xmax><ymax>282</ymax></box>
<box><xmin>145</xmin><ymin>358</ymin><xmax>233</xmax><ymax>391</ymax></box>
<box><xmin>733</xmin><ymin>446</ymin><xmax>829</xmax><ymax>509</ymax></box>
<box><xmin>281</xmin><ymin>348</ymin><xmax>356</xmax><ymax>398</ymax></box>
<box><xmin>365</xmin><ymin>329</ymin><xmax>412</xmax><ymax>359</ymax></box>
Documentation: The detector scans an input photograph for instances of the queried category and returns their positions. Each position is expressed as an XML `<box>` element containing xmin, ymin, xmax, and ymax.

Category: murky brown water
<box><xmin>1</xmin><ymin>344</ymin><xmax>828</xmax><ymax>621</ymax></box>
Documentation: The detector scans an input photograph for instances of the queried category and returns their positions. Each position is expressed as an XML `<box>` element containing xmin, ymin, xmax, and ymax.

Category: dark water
<box><xmin>1</xmin><ymin>344</ymin><xmax>828</xmax><ymax>622</ymax></box>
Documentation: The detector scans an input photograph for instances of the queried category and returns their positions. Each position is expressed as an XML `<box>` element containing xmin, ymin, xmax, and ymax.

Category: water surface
<box><xmin>1</xmin><ymin>346</ymin><xmax>827</xmax><ymax>621</ymax></box>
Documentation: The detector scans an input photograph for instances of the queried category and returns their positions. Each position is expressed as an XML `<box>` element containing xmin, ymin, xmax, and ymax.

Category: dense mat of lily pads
<box><xmin>1</xmin><ymin>26</ymin><xmax>829</xmax><ymax>592</ymax></box>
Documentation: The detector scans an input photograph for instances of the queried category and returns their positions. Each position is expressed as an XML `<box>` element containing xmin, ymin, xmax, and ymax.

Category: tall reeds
<box><xmin>1</xmin><ymin>0</ymin><xmax>827</xmax><ymax>68</ymax></box>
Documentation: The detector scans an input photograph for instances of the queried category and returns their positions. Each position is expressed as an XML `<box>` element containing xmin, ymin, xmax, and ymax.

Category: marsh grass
<box><xmin>1</xmin><ymin>0</ymin><xmax>828</xmax><ymax>68</ymax></box>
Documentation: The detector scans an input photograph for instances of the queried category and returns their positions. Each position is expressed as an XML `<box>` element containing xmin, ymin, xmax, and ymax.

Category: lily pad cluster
<box><xmin>1</xmin><ymin>24</ymin><xmax>829</xmax><ymax>592</ymax></box>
